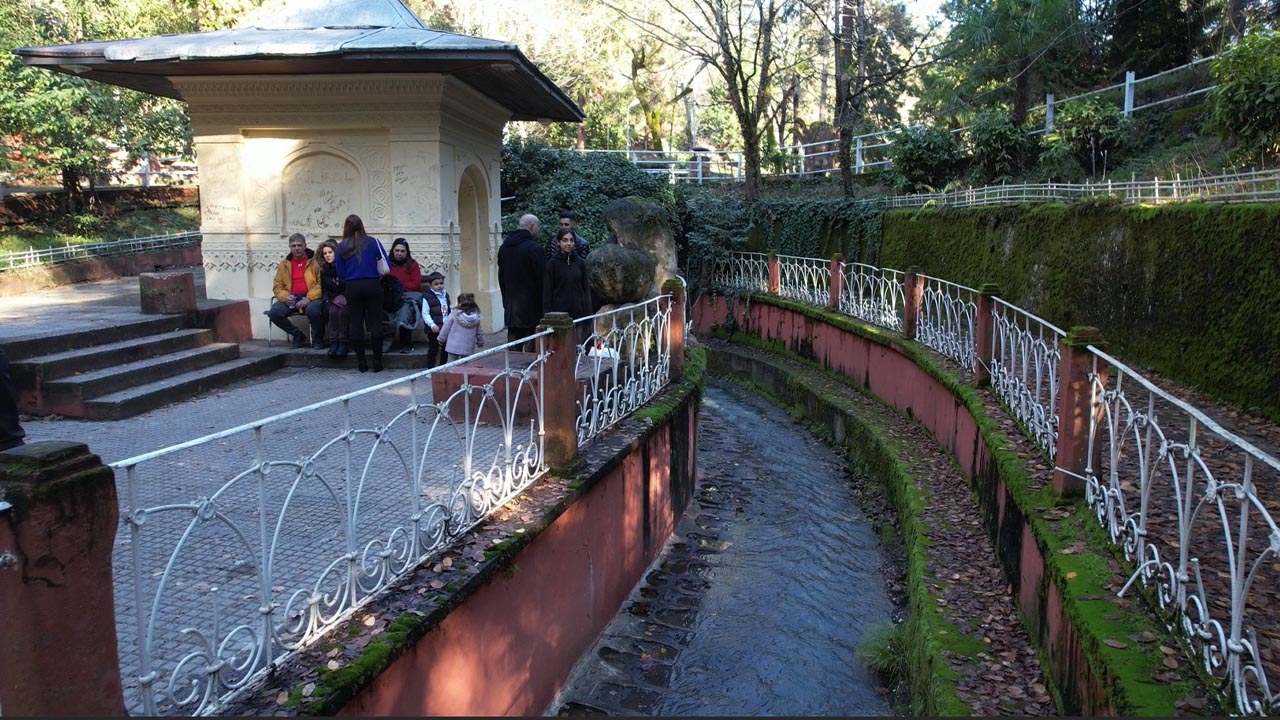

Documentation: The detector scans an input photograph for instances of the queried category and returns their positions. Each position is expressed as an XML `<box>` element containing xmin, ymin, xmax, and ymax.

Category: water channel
<box><xmin>550</xmin><ymin>381</ymin><xmax>896</xmax><ymax>716</ymax></box>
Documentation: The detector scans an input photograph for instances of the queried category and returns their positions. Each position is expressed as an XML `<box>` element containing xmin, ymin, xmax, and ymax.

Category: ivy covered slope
<box><xmin>879</xmin><ymin>201</ymin><xmax>1280</xmax><ymax>422</ymax></box>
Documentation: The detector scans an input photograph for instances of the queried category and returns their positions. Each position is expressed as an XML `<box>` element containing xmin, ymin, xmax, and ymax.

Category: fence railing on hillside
<box><xmin>706</xmin><ymin>249</ymin><xmax>1279</xmax><ymax>716</ymax></box>
<box><xmin>0</xmin><ymin>231</ymin><xmax>201</xmax><ymax>273</ymax></box>
<box><xmin>102</xmin><ymin>302</ymin><xmax>683</xmax><ymax>716</ymax></box>
<box><xmin>877</xmin><ymin>168</ymin><xmax>1280</xmax><ymax>209</ymax></box>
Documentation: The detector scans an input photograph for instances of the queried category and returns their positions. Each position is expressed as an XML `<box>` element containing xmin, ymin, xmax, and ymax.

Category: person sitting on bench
<box><xmin>267</xmin><ymin>233</ymin><xmax>325</xmax><ymax>349</ymax></box>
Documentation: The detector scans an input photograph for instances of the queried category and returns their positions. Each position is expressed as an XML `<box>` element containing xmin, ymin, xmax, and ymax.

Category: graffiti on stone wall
<box><xmin>283</xmin><ymin>153</ymin><xmax>360</xmax><ymax>238</ymax></box>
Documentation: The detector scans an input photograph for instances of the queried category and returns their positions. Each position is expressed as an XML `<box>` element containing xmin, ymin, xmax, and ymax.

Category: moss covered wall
<box><xmin>878</xmin><ymin>203</ymin><xmax>1280</xmax><ymax>421</ymax></box>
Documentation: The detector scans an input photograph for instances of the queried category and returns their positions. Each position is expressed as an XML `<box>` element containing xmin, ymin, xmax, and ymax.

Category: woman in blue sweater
<box><xmin>335</xmin><ymin>214</ymin><xmax>388</xmax><ymax>372</ymax></box>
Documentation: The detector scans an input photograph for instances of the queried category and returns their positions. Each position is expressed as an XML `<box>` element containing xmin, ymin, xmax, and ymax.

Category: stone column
<box><xmin>0</xmin><ymin>441</ymin><xmax>126</xmax><ymax>716</ymax></box>
<box><xmin>537</xmin><ymin>313</ymin><xmax>578</xmax><ymax>469</ymax></box>
<box><xmin>767</xmin><ymin>253</ymin><xmax>780</xmax><ymax>295</ymax></box>
<box><xmin>827</xmin><ymin>255</ymin><xmax>844</xmax><ymax>310</ymax></box>
<box><xmin>1054</xmin><ymin>327</ymin><xmax>1107</xmax><ymax>496</ymax></box>
<box><xmin>974</xmin><ymin>283</ymin><xmax>1002</xmax><ymax>386</ymax></box>
<box><xmin>902</xmin><ymin>268</ymin><xmax>924</xmax><ymax>340</ymax></box>
<box><xmin>664</xmin><ymin>279</ymin><xmax>686</xmax><ymax>381</ymax></box>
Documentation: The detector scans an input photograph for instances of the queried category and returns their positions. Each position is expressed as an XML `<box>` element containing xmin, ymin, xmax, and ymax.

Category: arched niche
<box><xmin>281</xmin><ymin>150</ymin><xmax>366</xmax><ymax>243</ymax></box>
<box><xmin>456</xmin><ymin>163</ymin><xmax>497</xmax><ymax>324</ymax></box>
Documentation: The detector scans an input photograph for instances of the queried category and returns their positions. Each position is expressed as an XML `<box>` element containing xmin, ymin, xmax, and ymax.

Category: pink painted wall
<box><xmin>693</xmin><ymin>294</ymin><xmax>1112</xmax><ymax>715</ymax></box>
<box><xmin>339</xmin><ymin>399</ymin><xmax>696</xmax><ymax>717</ymax></box>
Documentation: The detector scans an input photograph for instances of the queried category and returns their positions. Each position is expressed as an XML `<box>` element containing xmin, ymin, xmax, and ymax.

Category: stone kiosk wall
<box><xmin>179</xmin><ymin>74</ymin><xmax>508</xmax><ymax>338</ymax></box>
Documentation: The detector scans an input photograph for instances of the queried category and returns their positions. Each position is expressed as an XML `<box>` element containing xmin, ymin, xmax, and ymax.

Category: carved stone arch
<box><xmin>280</xmin><ymin>146</ymin><xmax>368</xmax><ymax>243</ymax></box>
<box><xmin>457</xmin><ymin>163</ymin><xmax>495</xmax><ymax>323</ymax></box>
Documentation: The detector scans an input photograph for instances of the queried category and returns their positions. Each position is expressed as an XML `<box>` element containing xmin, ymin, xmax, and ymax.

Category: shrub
<box><xmin>1206</xmin><ymin>31</ymin><xmax>1280</xmax><ymax>162</ymax></box>
<box><xmin>887</xmin><ymin>126</ymin><xmax>960</xmax><ymax>193</ymax></box>
<box><xmin>1032</xmin><ymin>135</ymin><xmax>1086</xmax><ymax>182</ymax></box>
<box><xmin>1053</xmin><ymin>99</ymin><xmax>1136</xmax><ymax>176</ymax></box>
<box><xmin>500</xmin><ymin>136</ymin><xmax>566</xmax><ymax>201</ymax></box>
<box><xmin>967</xmin><ymin>109</ymin><xmax>1031</xmax><ymax>183</ymax></box>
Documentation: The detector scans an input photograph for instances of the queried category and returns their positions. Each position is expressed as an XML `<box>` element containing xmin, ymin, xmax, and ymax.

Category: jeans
<box><xmin>267</xmin><ymin>294</ymin><xmax>324</xmax><ymax>338</ymax></box>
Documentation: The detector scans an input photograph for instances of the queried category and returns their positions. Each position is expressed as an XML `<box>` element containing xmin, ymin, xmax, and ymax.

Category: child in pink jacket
<box><xmin>437</xmin><ymin>293</ymin><xmax>486</xmax><ymax>362</ymax></box>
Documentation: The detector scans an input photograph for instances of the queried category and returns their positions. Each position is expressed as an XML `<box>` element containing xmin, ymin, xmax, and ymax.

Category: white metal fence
<box><xmin>0</xmin><ymin>232</ymin><xmax>201</xmax><ymax>273</ymax></box>
<box><xmin>574</xmin><ymin>297</ymin><xmax>674</xmax><ymax>446</ymax></box>
<box><xmin>708</xmin><ymin>250</ymin><xmax>1280</xmax><ymax>715</ymax></box>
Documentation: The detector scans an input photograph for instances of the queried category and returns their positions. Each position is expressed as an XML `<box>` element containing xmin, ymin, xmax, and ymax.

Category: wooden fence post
<box><xmin>902</xmin><ymin>268</ymin><xmax>923</xmax><ymax>340</ymax></box>
<box><xmin>536</xmin><ymin>313</ymin><xmax>579</xmax><ymax>469</ymax></box>
<box><xmin>1053</xmin><ymin>327</ymin><xmax>1108</xmax><ymax>496</ymax></box>
<box><xmin>663</xmin><ymin>279</ymin><xmax>686</xmax><ymax>381</ymax></box>
<box><xmin>828</xmin><ymin>255</ymin><xmax>844</xmax><ymax>310</ymax></box>
<box><xmin>974</xmin><ymin>283</ymin><xmax>1002</xmax><ymax>386</ymax></box>
<box><xmin>0</xmin><ymin>441</ymin><xmax>127</xmax><ymax>716</ymax></box>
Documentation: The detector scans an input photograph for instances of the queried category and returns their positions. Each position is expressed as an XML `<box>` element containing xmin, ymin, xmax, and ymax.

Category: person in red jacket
<box><xmin>387</xmin><ymin>237</ymin><xmax>423</xmax><ymax>353</ymax></box>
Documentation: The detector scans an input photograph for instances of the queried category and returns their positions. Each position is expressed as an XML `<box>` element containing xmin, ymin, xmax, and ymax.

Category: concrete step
<box><xmin>80</xmin><ymin>351</ymin><xmax>288</xmax><ymax>420</ymax></box>
<box><xmin>12</xmin><ymin>329</ymin><xmax>216</xmax><ymax>384</ymax></box>
<box><xmin>0</xmin><ymin>314</ymin><xmax>191</xmax><ymax>361</ymax></box>
<box><xmin>42</xmin><ymin>343</ymin><xmax>243</xmax><ymax>406</ymax></box>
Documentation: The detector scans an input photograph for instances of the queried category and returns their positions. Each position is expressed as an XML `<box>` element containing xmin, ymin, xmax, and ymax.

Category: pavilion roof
<box><xmin>13</xmin><ymin>0</ymin><xmax>583</xmax><ymax>122</ymax></box>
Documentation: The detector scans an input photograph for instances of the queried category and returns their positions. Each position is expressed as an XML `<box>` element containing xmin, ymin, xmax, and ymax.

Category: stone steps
<box><xmin>5</xmin><ymin>312</ymin><xmax>286</xmax><ymax>420</ymax></box>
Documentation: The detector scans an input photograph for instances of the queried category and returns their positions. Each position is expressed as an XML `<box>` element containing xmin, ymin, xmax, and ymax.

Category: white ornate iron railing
<box><xmin>776</xmin><ymin>254</ymin><xmax>831</xmax><ymax>307</ymax></box>
<box><xmin>109</xmin><ymin>336</ymin><xmax>552</xmax><ymax>716</ymax></box>
<box><xmin>0</xmin><ymin>231</ymin><xmax>201</xmax><ymax>273</ymax></box>
<box><xmin>574</xmin><ymin>296</ymin><xmax>674</xmax><ymax>447</ymax></box>
<box><xmin>916</xmin><ymin>274</ymin><xmax>978</xmax><ymax>370</ymax></box>
<box><xmin>1085</xmin><ymin>347</ymin><xmax>1280</xmax><ymax>715</ymax></box>
<box><xmin>840</xmin><ymin>261</ymin><xmax>904</xmax><ymax>331</ymax></box>
<box><xmin>987</xmin><ymin>299</ymin><xmax>1065</xmax><ymax>459</ymax></box>
<box><xmin>716</xmin><ymin>251</ymin><xmax>770</xmax><ymax>295</ymax></box>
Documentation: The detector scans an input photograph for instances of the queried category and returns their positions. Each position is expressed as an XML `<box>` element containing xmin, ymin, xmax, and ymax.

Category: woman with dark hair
<box><xmin>335</xmin><ymin>214</ymin><xmax>389</xmax><ymax>372</ymax></box>
<box><xmin>316</xmin><ymin>240</ymin><xmax>349</xmax><ymax>358</ymax></box>
<box><xmin>386</xmin><ymin>237</ymin><xmax>423</xmax><ymax>353</ymax></box>
<box><xmin>544</xmin><ymin>228</ymin><xmax>592</xmax><ymax>321</ymax></box>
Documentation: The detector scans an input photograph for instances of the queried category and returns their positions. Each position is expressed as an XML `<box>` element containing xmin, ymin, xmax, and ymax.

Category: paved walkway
<box><xmin>2</xmin><ymin>271</ymin><xmax>518</xmax><ymax>715</ymax></box>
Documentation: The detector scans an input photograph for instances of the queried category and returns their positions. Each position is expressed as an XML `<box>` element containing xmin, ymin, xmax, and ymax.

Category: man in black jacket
<box><xmin>497</xmin><ymin>213</ymin><xmax>546</xmax><ymax>349</ymax></box>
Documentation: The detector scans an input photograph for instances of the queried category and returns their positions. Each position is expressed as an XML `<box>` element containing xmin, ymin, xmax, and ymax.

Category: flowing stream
<box><xmin>550</xmin><ymin>382</ymin><xmax>896</xmax><ymax>716</ymax></box>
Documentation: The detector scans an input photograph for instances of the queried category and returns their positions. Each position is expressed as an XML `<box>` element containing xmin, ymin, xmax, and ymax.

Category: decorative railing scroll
<box><xmin>715</xmin><ymin>252</ymin><xmax>770</xmax><ymax>295</ymax></box>
<box><xmin>775</xmin><ymin>254</ymin><xmax>831</xmax><ymax>307</ymax></box>
<box><xmin>840</xmin><ymin>262</ymin><xmax>904</xmax><ymax>331</ymax></box>
<box><xmin>575</xmin><ymin>296</ymin><xmax>673</xmax><ymax>447</ymax></box>
<box><xmin>915</xmin><ymin>274</ymin><xmax>978</xmax><ymax>370</ymax></box>
<box><xmin>987</xmin><ymin>298</ymin><xmax>1064</xmax><ymax>459</ymax></box>
<box><xmin>111</xmin><ymin>337</ymin><xmax>552</xmax><ymax>716</ymax></box>
<box><xmin>1084</xmin><ymin>347</ymin><xmax>1280</xmax><ymax>715</ymax></box>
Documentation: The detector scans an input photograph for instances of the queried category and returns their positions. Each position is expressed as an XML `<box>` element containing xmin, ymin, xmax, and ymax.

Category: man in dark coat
<box><xmin>497</xmin><ymin>213</ymin><xmax>546</xmax><ymax>348</ymax></box>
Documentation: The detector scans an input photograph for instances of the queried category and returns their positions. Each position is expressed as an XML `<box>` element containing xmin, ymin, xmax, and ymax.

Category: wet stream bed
<box><xmin>549</xmin><ymin>381</ymin><xmax>899</xmax><ymax>716</ymax></box>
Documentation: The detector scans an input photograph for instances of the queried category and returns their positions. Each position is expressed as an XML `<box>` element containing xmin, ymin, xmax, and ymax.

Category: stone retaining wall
<box><xmin>0</xmin><ymin>246</ymin><xmax>203</xmax><ymax>297</ymax></box>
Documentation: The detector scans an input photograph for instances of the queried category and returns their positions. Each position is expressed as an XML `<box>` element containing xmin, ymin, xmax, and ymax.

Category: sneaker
<box><xmin>289</xmin><ymin>332</ymin><xmax>305</xmax><ymax>349</ymax></box>
<box><xmin>312</xmin><ymin>338</ymin><xmax>329</xmax><ymax>350</ymax></box>
<box><xmin>399</xmin><ymin>344</ymin><xmax>414</xmax><ymax>354</ymax></box>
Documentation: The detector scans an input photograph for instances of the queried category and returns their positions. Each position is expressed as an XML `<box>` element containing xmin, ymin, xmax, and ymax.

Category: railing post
<box><xmin>767</xmin><ymin>253</ymin><xmax>780</xmax><ymax>295</ymax></box>
<box><xmin>901</xmin><ymin>267</ymin><xmax>923</xmax><ymax>340</ymax></box>
<box><xmin>1123</xmin><ymin>70</ymin><xmax>1136</xmax><ymax>117</ymax></box>
<box><xmin>0</xmin><ymin>441</ymin><xmax>127</xmax><ymax>716</ymax></box>
<box><xmin>974</xmin><ymin>283</ymin><xmax>1001</xmax><ymax>386</ymax></box>
<box><xmin>828</xmin><ymin>254</ymin><xmax>844</xmax><ymax>310</ymax></box>
<box><xmin>1053</xmin><ymin>327</ymin><xmax>1107</xmax><ymax>497</ymax></box>
<box><xmin>536</xmin><ymin>312</ymin><xmax>579</xmax><ymax>469</ymax></box>
<box><xmin>855</xmin><ymin>137</ymin><xmax>864</xmax><ymax>174</ymax></box>
<box><xmin>663</xmin><ymin>279</ymin><xmax>686</xmax><ymax>381</ymax></box>
<box><xmin>1045</xmin><ymin>94</ymin><xmax>1055</xmax><ymax>132</ymax></box>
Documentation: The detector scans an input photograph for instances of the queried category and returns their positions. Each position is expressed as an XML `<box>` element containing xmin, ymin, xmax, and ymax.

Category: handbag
<box><xmin>374</xmin><ymin>240</ymin><xmax>390</xmax><ymax>276</ymax></box>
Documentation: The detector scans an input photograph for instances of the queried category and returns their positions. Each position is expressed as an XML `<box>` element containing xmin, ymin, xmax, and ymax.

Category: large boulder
<box><xmin>604</xmin><ymin>197</ymin><xmax>678</xmax><ymax>293</ymax></box>
<box><xmin>588</xmin><ymin>244</ymin><xmax>656</xmax><ymax>305</ymax></box>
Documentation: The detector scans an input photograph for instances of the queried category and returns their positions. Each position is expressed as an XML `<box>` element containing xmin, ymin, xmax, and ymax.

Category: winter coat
<box><xmin>388</xmin><ymin>258</ymin><xmax>422</xmax><ymax>292</ymax></box>
<box><xmin>438</xmin><ymin>308</ymin><xmax>486</xmax><ymax>356</ymax></box>
<box><xmin>272</xmin><ymin>249</ymin><xmax>322</xmax><ymax>302</ymax></box>
<box><xmin>543</xmin><ymin>250</ymin><xmax>592</xmax><ymax>320</ymax></box>
<box><xmin>318</xmin><ymin>262</ymin><xmax>345</xmax><ymax>302</ymax></box>
<box><xmin>497</xmin><ymin>228</ymin><xmax>546</xmax><ymax>328</ymax></box>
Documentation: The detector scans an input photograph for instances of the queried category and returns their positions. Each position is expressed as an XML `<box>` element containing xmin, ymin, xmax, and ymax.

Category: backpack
<box><xmin>380</xmin><ymin>275</ymin><xmax>404</xmax><ymax>313</ymax></box>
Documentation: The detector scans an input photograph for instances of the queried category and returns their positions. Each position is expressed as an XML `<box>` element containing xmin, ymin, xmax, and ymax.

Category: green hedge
<box><xmin>878</xmin><ymin>202</ymin><xmax>1280</xmax><ymax>421</ymax></box>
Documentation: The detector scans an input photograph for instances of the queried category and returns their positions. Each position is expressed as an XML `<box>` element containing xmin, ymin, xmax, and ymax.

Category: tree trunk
<box><xmin>742</xmin><ymin>129</ymin><xmax>762</xmax><ymax>203</ymax></box>
<box><xmin>834</xmin><ymin>0</ymin><xmax>855</xmax><ymax>196</ymax></box>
